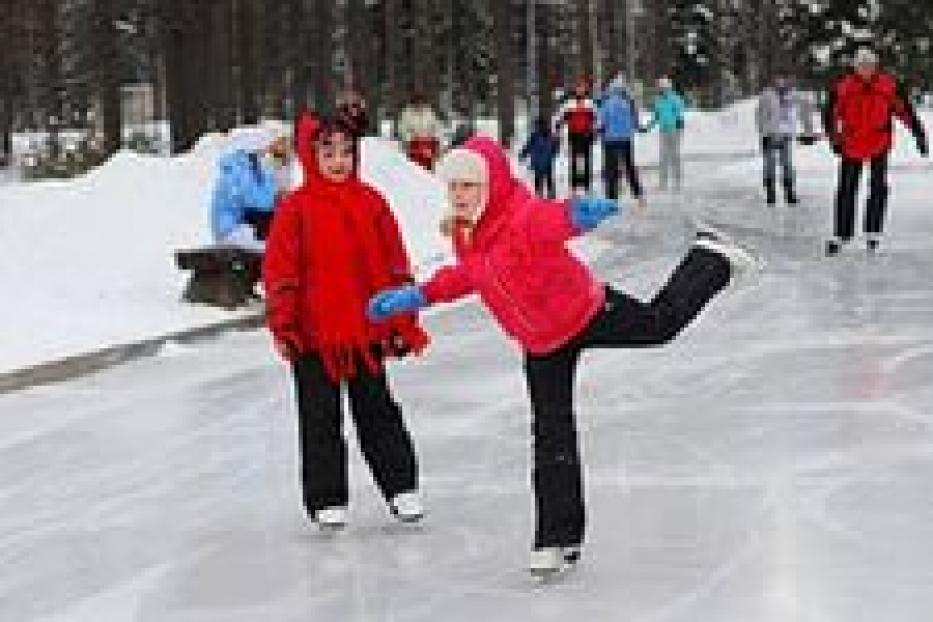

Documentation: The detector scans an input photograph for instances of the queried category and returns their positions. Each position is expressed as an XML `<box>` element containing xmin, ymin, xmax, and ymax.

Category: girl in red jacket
<box><xmin>368</xmin><ymin>136</ymin><xmax>762</xmax><ymax>576</ymax></box>
<box><xmin>263</xmin><ymin>112</ymin><xmax>429</xmax><ymax>530</ymax></box>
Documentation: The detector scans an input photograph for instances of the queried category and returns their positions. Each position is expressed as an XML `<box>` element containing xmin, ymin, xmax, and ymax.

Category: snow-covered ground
<box><xmin>2</xmin><ymin>102</ymin><xmax>933</xmax><ymax>620</ymax></box>
<box><xmin>0</xmin><ymin>132</ymin><xmax>448</xmax><ymax>375</ymax></box>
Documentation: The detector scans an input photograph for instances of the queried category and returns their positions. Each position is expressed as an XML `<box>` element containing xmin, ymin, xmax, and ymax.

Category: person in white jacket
<box><xmin>398</xmin><ymin>92</ymin><xmax>444</xmax><ymax>170</ymax></box>
<box><xmin>755</xmin><ymin>70</ymin><xmax>814</xmax><ymax>205</ymax></box>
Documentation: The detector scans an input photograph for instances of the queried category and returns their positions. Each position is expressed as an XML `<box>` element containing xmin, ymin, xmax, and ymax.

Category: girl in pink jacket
<box><xmin>368</xmin><ymin>135</ymin><xmax>761</xmax><ymax>577</ymax></box>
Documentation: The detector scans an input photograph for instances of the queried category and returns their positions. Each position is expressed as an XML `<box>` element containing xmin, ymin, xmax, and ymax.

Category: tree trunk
<box><xmin>289</xmin><ymin>0</ymin><xmax>310</xmax><ymax>115</ymax></box>
<box><xmin>37</xmin><ymin>0</ymin><xmax>63</xmax><ymax>158</ymax></box>
<box><xmin>537</xmin><ymin>1</ymin><xmax>554</xmax><ymax>121</ymax></box>
<box><xmin>93</xmin><ymin>0</ymin><xmax>122</xmax><ymax>156</ymax></box>
<box><xmin>601</xmin><ymin>0</ymin><xmax>620</xmax><ymax>81</ymax></box>
<box><xmin>384</xmin><ymin>0</ymin><xmax>400</xmax><ymax>132</ymax></box>
<box><xmin>162</xmin><ymin>0</ymin><xmax>193</xmax><ymax>153</ymax></box>
<box><xmin>576</xmin><ymin>0</ymin><xmax>594</xmax><ymax>82</ymax></box>
<box><xmin>647</xmin><ymin>0</ymin><xmax>672</xmax><ymax>82</ymax></box>
<box><xmin>412</xmin><ymin>0</ymin><xmax>435</xmax><ymax>103</ymax></box>
<box><xmin>0</xmin><ymin>8</ymin><xmax>12</xmax><ymax>164</ymax></box>
<box><xmin>311</xmin><ymin>0</ymin><xmax>334</xmax><ymax>114</ymax></box>
<box><xmin>492</xmin><ymin>0</ymin><xmax>515</xmax><ymax>145</ymax></box>
<box><xmin>237</xmin><ymin>0</ymin><xmax>260</xmax><ymax>124</ymax></box>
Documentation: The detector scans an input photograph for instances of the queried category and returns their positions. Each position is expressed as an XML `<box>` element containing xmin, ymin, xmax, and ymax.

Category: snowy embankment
<box><xmin>0</xmin><ymin>132</ymin><xmax>448</xmax><ymax>376</ymax></box>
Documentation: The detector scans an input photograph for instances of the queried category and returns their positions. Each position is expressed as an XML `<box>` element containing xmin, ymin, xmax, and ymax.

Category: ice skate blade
<box><xmin>314</xmin><ymin>522</ymin><xmax>347</xmax><ymax>535</ymax></box>
<box><xmin>529</xmin><ymin>560</ymin><xmax>577</xmax><ymax>582</ymax></box>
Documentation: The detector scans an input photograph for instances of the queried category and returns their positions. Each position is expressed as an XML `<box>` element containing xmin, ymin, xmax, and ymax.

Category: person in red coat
<box><xmin>263</xmin><ymin>111</ymin><xmax>430</xmax><ymax>530</ymax></box>
<box><xmin>555</xmin><ymin>76</ymin><xmax>597</xmax><ymax>192</ymax></box>
<box><xmin>823</xmin><ymin>47</ymin><xmax>928</xmax><ymax>256</ymax></box>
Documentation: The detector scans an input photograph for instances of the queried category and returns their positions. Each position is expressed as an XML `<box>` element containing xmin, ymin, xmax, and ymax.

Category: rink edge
<box><xmin>0</xmin><ymin>312</ymin><xmax>264</xmax><ymax>396</ymax></box>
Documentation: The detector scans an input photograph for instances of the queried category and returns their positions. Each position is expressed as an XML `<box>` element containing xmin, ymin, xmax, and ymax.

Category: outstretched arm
<box><xmin>526</xmin><ymin>196</ymin><xmax>620</xmax><ymax>245</ymax></box>
<box><xmin>894</xmin><ymin>82</ymin><xmax>928</xmax><ymax>156</ymax></box>
<box><xmin>369</xmin><ymin>263</ymin><xmax>476</xmax><ymax>322</ymax></box>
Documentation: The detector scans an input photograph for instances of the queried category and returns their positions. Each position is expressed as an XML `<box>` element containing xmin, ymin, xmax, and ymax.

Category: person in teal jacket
<box><xmin>210</xmin><ymin>149</ymin><xmax>278</xmax><ymax>250</ymax></box>
<box><xmin>642</xmin><ymin>77</ymin><xmax>687</xmax><ymax>191</ymax></box>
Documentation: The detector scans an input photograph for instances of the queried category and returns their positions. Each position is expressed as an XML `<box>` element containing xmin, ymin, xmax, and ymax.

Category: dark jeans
<box><xmin>762</xmin><ymin>135</ymin><xmax>795</xmax><ymax>189</ymax></box>
<box><xmin>569</xmin><ymin>133</ymin><xmax>594</xmax><ymax>191</ymax></box>
<box><xmin>524</xmin><ymin>248</ymin><xmax>730</xmax><ymax>548</ymax></box>
<box><xmin>834</xmin><ymin>154</ymin><xmax>890</xmax><ymax>240</ymax></box>
<box><xmin>603</xmin><ymin>140</ymin><xmax>643</xmax><ymax>200</ymax></box>
<box><xmin>533</xmin><ymin>168</ymin><xmax>556</xmax><ymax>199</ymax></box>
<box><xmin>291</xmin><ymin>352</ymin><xmax>418</xmax><ymax>515</ymax></box>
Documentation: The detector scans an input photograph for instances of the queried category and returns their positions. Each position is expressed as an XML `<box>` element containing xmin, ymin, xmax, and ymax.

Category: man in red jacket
<box><xmin>823</xmin><ymin>47</ymin><xmax>928</xmax><ymax>256</ymax></box>
<box><xmin>555</xmin><ymin>77</ymin><xmax>597</xmax><ymax>193</ymax></box>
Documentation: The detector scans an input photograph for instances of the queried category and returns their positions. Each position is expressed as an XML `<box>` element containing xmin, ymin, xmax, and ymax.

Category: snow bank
<box><xmin>0</xmin><ymin>132</ymin><xmax>449</xmax><ymax>375</ymax></box>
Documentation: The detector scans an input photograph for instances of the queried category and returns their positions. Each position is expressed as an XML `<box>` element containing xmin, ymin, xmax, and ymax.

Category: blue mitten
<box><xmin>570</xmin><ymin>196</ymin><xmax>620</xmax><ymax>232</ymax></box>
<box><xmin>368</xmin><ymin>286</ymin><xmax>428</xmax><ymax>321</ymax></box>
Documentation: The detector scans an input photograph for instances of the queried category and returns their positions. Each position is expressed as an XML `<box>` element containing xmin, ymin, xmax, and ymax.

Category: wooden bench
<box><xmin>174</xmin><ymin>246</ymin><xmax>263</xmax><ymax>310</ymax></box>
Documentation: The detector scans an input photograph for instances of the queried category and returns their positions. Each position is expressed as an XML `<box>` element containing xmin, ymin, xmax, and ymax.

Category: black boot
<box><xmin>765</xmin><ymin>181</ymin><xmax>776</xmax><ymax>206</ymax></box>
<box><xmin>784</xmin><ymin>182</ymin><xmax>798</xmax><ymax>205</ymax></box>
<box><xmin>825</xmin><ymin>239</ymin><xmax>842</xmax><ymax>257</ymax></box>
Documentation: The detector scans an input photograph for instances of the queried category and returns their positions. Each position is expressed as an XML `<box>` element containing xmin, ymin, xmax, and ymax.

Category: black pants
<box><xmin>524</xmin><ymin>248</ymin><xmax>730</xmax><ymax>548</ymax></box>
<box><xmin>834</xmin><ymin>153</ymin><xmax>889</xmax><ymax>240</ymax></box>
<box><xmin>569</xmin><ymin>133</ymin><xmax>594</xmax><ymax>191</ymax></box>
<box><xmin>291</xmin><ymin>352</ymin><xmax>418</xmax><ymax>515</ymax></box>
<box><xmin>243</xmin><ymin>209</ymin><xmax>273</xmax><ymax>241</ymax></box>
<box><xmin>533</xmin><ymin>169</ymin><xmax>556</xmax><ymax>199</ymax></box>
<box><xmin>603</xmin><ymin>140</ymin><xmax>643</xmax><ymax>201</ymax></box>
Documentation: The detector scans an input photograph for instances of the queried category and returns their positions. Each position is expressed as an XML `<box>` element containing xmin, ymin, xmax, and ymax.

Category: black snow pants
<box><xmin>291</xmin><ymin>351</ymin><xmax>418</xmax><ymax>515</ymax></box>
<box><xmin>834</xmin><ymin>153</ymin><xmax>890</xmax><ymax>240</ymax></box>
<box><xmin>524</xmin><ymin>247</ymin><xmax>730</xmax><ymax>549</ymax></box>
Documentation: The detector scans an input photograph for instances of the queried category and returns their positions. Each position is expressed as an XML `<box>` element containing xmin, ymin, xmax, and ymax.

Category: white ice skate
<box><xmin>692</xmin><ymin>221</ymin><xmax>764</xmax><ymax>290</ymax></box>
<box><xmin>312</xmin><ymin>506</ymin><xmax>348</xmax><ymax>532</ymax></box>
<box><xmin>529</xmin><ymin>545</ymin><xmax>581</xmax><ymax>580</ymax></box>
<box><xmin>389</xmin><ymin>491</ymin><xmax>425</xmax><ymax>524</ymax></box>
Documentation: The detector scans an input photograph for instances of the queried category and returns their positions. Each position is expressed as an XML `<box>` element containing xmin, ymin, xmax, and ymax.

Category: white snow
<box><xmin>0</xmin><ymin>132</ymin><xmax>449</xmax><ymax>375</ymax></box>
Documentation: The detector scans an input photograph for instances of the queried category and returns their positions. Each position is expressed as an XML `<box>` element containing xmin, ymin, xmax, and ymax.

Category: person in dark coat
<box><xmin>519</xmin><ymin>117</ymin><xmax>560</xmax><ymax>199</ymax></box>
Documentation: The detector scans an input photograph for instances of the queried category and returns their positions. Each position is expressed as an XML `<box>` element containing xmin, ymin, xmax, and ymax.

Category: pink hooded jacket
<box><xmin>422</xmin><ymin>136</ymin><xmax>605</xmax><ymax>355</ymax></box>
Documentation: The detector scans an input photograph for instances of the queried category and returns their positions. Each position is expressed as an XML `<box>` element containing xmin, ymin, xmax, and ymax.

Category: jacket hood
<box><xmin>293</xmin><ymin>111</ymin><xmax>359</xmax><ymax>190</ymax></box>
<box><xmin>459</xmin><ymin>136</ymin><xmax>526</xmax><ymax>241</ymax></box>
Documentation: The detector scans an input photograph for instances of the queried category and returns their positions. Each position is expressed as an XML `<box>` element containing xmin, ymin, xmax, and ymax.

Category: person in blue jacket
<box><xmin>210</xmin><ymin>146</ymin><xmax>279</xmax><ymax>251</ymax></box>
<box><xmin>597</xmin><ymin>73</ymin><xmax>645</xmax><ymax>208</ymax></box>
<box><xmin>519</xmin><ymin>117</ymin><xmax>561</xmax><ymax>199</ymax></box>
<box><xmin>643</xmin><ymin>76</ymin><xmax>687</xmax><ymax>192</ymax></box>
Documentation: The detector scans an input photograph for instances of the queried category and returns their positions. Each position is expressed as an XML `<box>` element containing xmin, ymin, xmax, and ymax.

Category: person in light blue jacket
<box><xmin>643</xmin><ymin>77</ymin><xmax>687</xmax><ymax>191</ymax></box>
<box><xmin>210</xmin><ymin>149</ymin><xmax>279</xmax><ymax>251</ymax></box>
<box><xmin>597</xmin><ymin>73</ymin><xmax>645</xmax><ymax>207</ymax></box>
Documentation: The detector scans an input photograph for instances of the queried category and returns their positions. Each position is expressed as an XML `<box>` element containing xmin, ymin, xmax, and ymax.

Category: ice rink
<box><xmin>3</xmin><ymin>151</ymin><xmax>933</xmax><ymax>621</ymax></box>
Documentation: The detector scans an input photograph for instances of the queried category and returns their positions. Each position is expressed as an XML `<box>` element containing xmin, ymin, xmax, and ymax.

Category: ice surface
<box><xmin>3</xmin><ymin>114</ymin><xmax>933</xmax><ymax>620</ymax></box>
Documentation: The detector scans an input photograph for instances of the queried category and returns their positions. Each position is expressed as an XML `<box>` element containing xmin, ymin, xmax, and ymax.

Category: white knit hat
<box><xmin>853</xmin><ymin>47</ymin><xmax>879</xmax><ymax>67</ymax></box>
<box><xmin>436</xmin><ymin>147</ymin><xmax>488</xmax><ymax>186</ymax></box>
<box><xmin>435</xmin><ymin>147</ymin><xmax>490</xmax><ymax>235</ymax></box>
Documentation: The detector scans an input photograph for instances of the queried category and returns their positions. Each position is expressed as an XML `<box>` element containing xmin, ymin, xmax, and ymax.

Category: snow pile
<box><xmin>0</xmin><ymin>132</ymin><xmax>449</xmax><ymax>375</ymax></box>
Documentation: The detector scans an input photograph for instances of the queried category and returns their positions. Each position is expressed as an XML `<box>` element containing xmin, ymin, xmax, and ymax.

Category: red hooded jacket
<box><xmin>422</xmin><ymin>136</ymin><xmax>605</xmax><ymax>355</ymax></box>
<box><xmin>263</xmin><ymin>112</ymin><xmax>428</xmax><ymax>381</ymax></box>
<box><xmin>825</xmin><ymin>71</ymin><xmax>924</xmax><ymax>160</ymax></box>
